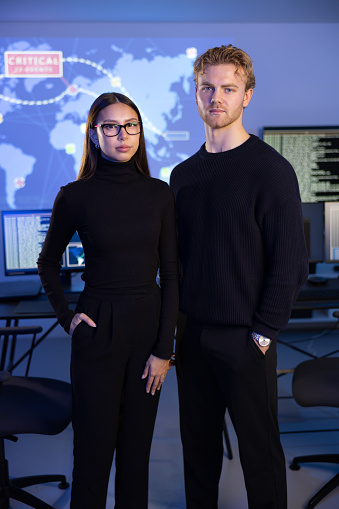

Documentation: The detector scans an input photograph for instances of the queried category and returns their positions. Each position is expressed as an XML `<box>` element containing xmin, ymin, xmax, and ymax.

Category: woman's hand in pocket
<box><xmin>69</xmin><ymin>313</ymin><xmax>96</xmax><ymax>337</ymax></box>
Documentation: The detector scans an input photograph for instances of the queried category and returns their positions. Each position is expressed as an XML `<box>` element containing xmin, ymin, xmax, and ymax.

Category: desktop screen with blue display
<box><xmin>0</xmin><ymin>36</ymin><xmax>229</xmax><ymax>212</ymax></box>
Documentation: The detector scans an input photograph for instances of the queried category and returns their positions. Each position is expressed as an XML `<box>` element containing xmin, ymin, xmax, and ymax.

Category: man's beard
<box><xmin>198</xmin><ymin>104</ymin><xmax>244</xmax><ymax>130</ymax></box>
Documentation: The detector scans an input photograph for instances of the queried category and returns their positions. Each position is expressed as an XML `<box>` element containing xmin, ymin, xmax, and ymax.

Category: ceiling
<box><xmin>1</xmin><ymin>0</ymin><xmax>339</xmax><ymax>23</ymax></box>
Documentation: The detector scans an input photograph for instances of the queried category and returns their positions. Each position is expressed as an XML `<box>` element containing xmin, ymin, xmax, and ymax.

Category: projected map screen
<box><xmin>0</xmin><ymin>36</ymin><xmax>228</xmax><ymax>211</ymax></box>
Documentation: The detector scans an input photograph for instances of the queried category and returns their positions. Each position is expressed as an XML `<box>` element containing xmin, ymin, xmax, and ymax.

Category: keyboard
<box><xmin>15</xmin><ymin>300</ymin><xmax>54</xmax><ymax>315</ymax></box>
<box><xmin>15</xmin><ymin>292</ymin><xmax>81</xmax><ymax>315</ymax></box>
<box><xmin>297</xmin><ymin>279</ymin><xmax>339</xmax><ymax>302</ymax></box>
<box><xmin>0</xmin><ymin>280</ymin><xmax>41</xmax><ymax>301</ymax></box>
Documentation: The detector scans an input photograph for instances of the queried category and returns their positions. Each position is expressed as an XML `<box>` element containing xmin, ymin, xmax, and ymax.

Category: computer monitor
<box><xmin>262</xmin><ymin>126</ymin><xmax>339</xmax><ymax>204</ymax></box>
<box><xmin>301</xmin><ymin>202</ymin><xmax>324</xmax><ymax>268</ymax></box>
<box><xmin>324</xmin><ymin>201</ymin><xmax>339</xmax><ymax>263</ymax></box>
<box><xmin>2</xmin><ymin>209</ymin><xmax>85</xmax><ymax>276</ymax></box>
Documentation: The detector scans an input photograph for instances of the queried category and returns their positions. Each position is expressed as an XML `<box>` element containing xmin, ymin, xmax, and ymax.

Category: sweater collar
<box><xmin>94</xmin><ymin>154</ymin><xmax>140</xmax><ymax>183</ymax></box>
<box><xmin>199</xmin><ymin>134</ymin><xmax>256</xmax><ymax>159</ymax></box>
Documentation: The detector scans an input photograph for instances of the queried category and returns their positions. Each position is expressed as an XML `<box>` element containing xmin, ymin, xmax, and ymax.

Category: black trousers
<box><xmin>176</xmin><ymin>317</ymin><xmax>287</xmax><ymax>509</ymax></box>
<box><xmin>70</xmin><ymin>285</ymin><xmax>161</xmax><ymax>509</ymax></box>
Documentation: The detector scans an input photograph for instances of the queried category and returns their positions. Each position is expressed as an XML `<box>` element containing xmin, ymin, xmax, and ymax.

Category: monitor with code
<box><xmin>263</xmin><ymin>126</ymin><xmax>339</xmax><ymax>204</ymax></box>
<box><xmin>1</xmin><ymin>209</ymin><xmax>85</xmax><ymax>276</ymax></box>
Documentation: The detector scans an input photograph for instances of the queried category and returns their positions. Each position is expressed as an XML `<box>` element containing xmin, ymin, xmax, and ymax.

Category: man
<box><xmin>170</xmin><ymin>44</ymin><xmax>309</xmax><ymax>509</ymax></box>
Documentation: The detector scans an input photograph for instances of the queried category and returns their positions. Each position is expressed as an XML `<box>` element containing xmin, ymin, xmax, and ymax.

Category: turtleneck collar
<box><xmin>94</xmin><ymin>154</ymin><xmax>140</xmax><ymax>183</ymax></box>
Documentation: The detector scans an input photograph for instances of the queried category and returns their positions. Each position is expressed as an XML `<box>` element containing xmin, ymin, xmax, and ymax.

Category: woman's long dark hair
<box><xmin>77</xmin><ymin>92</ymin><xmax>150</xmax><ymax>180</ymax></box>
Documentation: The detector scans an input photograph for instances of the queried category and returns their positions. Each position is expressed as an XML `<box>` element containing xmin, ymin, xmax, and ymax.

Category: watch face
<box><xmin>258</xmin><ymin>337</ymin><xmax>271</xmax><ymax>347</ymax></box>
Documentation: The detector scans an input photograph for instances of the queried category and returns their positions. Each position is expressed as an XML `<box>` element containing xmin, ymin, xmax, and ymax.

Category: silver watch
<box><xmin>251</xmin><ymin>331</ymin><xmax>272</xmax><ymax>347</ymax></box>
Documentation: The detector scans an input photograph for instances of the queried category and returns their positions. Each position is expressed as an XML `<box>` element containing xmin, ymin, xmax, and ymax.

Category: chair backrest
<box><xmin>0</xmin><ymin>325</ymin><xmax>43</xmax><ymax>375</ymax></box>
<box><xmin>0</xmin><ymin>372</ymin><xmax>72</xmax><ymax>437</ymax></box>
<box><xmin>292</xmin><ymin>357</ymin><xmax>339</xmax><ymax>408</ymax></box>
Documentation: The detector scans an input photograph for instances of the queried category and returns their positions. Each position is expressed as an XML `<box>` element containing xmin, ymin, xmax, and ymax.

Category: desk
<box><xmin>0</xmin><ymin>293</ymin><xmax>80</xmax><ymax>373</ymax></box>
<box><xmin>290</xmin><ymin>277</ymin><xmax>339</xmax><ymax>325</ymax></box>
<box><xmin>279</xmin><ymin>279</ymin><xmax>339</xmax><ymax>359</ymax></box>
<box><xmin>2</xmin><ymin>278</ymin><xmax>339</xmax><ymax>370</ymax></box>
<box><xmin>294</xmin><ymin>277</ymin><xmax>339</xmax><ymax>309</ymax></box>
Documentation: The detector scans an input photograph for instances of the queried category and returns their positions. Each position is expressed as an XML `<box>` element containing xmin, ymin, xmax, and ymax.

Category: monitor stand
<box><xmin>60</xmin><ymin>272</ymin><xmax>84</xmax><ymax>293</ymax></box>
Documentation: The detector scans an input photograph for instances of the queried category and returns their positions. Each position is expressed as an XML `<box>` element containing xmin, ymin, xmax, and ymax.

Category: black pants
<box><xmin>176</xmin><ymin>317</ymin><xmax>287</xmax><ymax>509</ymax></box>
<box><xmin>70</xmin><ymin>285</ymin><xmax>161</xmax><ymax>509</ymax></box>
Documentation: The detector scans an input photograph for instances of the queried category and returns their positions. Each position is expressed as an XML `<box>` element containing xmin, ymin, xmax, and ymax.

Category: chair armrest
<box><xmin>0</xmin><ymin>326</ymin><xmax>42</xmax><ymax>336</ymax></box>
<box><xmin>0</xmin><ymin>371</ymin><xmax>12</xmax><ymax>385</ymax></box>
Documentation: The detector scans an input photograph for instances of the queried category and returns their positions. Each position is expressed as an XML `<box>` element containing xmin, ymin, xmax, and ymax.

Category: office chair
<box><xmin>0</xmin><ymin>369</ymin><xmax>72</xmax><ymax>509</ymax></box>
<box><xmin>0</xmin><ymin>325</ymin><xmax>42</xmax><ymax>376</ymax></box>
<box><xmin>289</xmin><ymin>357</ymin><xmax>339</xmax><ymax>509</ymax></box>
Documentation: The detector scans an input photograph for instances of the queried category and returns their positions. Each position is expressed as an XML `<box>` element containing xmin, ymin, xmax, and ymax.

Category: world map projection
<box><xmin>0</xmin><ymin>36</ymin><xmax>228</xmax><ymax>211</ymax></box>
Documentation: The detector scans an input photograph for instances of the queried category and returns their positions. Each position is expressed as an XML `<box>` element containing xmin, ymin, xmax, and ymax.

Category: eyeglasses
<box><xmin>94</xmin><ymin>121</ymin><xmax>142</xmax><ymax>137</ymax></box>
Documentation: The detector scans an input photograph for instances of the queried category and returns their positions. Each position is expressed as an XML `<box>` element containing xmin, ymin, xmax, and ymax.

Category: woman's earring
<box><xmin>95</xmin><ymin>144</ymin><xmax>100</xmax><ymax>149</ymax></box>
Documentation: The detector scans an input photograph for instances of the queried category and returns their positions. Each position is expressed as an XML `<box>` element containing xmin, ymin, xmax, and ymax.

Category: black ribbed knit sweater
<box><xmin>38</xmin><ymin>156</ymin><xmax>179</xmax><ymax>359</ymax></box>
<box><xmin>170</xmin><ymin>135</ymin><xmax>309</xmax><ymax>339</ymax></box>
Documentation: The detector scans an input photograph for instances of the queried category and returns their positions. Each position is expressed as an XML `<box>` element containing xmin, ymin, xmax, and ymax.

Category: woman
<box><xmin>38</xmin><ymin>92</ymin><xmax>179</xmax><ymax>509</ymax></box>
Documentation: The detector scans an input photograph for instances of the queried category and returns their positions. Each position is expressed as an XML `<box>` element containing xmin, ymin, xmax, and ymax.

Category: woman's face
<box><xmin>91</xmin><ymin>102</ymin><xmax>140</xmax><ymax>163</ymax></box>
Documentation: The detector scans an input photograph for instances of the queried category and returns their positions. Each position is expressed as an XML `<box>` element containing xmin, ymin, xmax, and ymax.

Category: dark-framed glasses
<box><xmin>94</xmin><ymin>121</ymin><xmax>142</xmax><ymax>137</ymax></box>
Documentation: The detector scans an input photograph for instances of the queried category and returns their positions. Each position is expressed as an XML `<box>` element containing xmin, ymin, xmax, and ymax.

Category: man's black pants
<box><xmin>176</xmin><ymin>317</ymin><xmax>287</xmax><ymax>509</ymax></box>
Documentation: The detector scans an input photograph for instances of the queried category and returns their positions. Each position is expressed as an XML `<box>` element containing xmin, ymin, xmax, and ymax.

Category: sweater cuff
<box><xmin>62</xmin><ymin>310</ymin><xmax>76</xmax><ymax>335</ymax></box>
<box><xmin>151</xmin><ymin>339</ymin><xmax>174</xmax><ymax>360</ymax></box>
<box><xmin>251</xmin><ymin>322</ymin><xmax>278</xmax><ymax>342</ymax></box>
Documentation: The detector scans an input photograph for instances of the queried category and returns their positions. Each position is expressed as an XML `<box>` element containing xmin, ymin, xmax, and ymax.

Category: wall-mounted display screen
<box><xmin>0</xmin><ymin>36</ymin><xmax>228</xmax><ymax>212</ymax></box>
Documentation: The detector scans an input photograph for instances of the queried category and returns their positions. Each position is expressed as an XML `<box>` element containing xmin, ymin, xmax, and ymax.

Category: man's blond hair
<box><xmin>194</xmin><ymin>44</ymin><xmax>256</xmax><ymax>91</ymax></box>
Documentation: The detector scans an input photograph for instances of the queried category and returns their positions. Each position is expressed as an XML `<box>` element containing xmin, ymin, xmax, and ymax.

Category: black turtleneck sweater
<box><xmin>170</xmin><ymin>135</ymin><xmax>309</xmax><ymax>340</ymax></box>
<box><xmin>38</xmin><ymin>157</ymin><xmax>179</xmax><ymax>359</ymax></box>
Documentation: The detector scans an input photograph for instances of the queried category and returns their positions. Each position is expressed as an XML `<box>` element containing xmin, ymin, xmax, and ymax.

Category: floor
<box><xmin>2</xmin><ymin>316</ymin><xmax>339</xmax><ymax>509</ymax></box>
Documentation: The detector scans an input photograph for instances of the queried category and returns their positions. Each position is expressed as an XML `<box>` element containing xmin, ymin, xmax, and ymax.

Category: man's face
<box><xmin>195</xmin><ymin>64</ymin><xmax>253</xmax><ymax>131</ymax></box>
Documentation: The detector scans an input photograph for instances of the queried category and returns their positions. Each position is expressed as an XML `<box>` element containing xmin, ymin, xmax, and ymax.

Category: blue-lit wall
<box><xmin>2</xmin><ymin>0</ymin><xmax>339</xmax><ymax>23</ymax></box>
<box><xmin>1</xmin><ymin>1</ymin><xmax>339</xmax><ymax>281</ymax></box>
